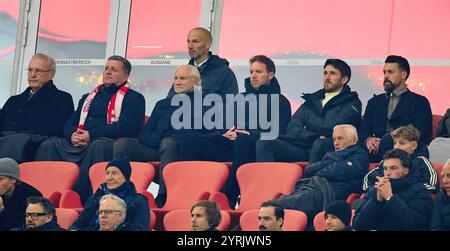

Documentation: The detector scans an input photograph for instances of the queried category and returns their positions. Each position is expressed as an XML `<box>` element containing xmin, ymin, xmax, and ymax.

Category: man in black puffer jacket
<box><xmin>353</xmin><ymin>149</ymin><xmax>432</xmax><ymax>231</ymax></box>
<box><xmin>256</xmin><ymin>58</ymin><xmax>361</xmax><ymax>163</ymax></box>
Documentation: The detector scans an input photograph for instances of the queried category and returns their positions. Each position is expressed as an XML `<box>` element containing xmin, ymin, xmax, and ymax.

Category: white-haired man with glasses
<box><xmin>97</xmin><ymin>194</ymin><xmax>137</xmax><ymax>231</ymax></box>
<box><xmin>0</xmin><ymin>53</ymin><xmax>74</xmax><ymax>163</ymax></box>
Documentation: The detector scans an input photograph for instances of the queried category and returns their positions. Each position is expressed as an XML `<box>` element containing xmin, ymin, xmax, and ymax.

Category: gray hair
<box><xmin>32</xmin><ymin>53</ymin><xmax>56</xmax><ymax>73</ymax></box>
<box><xmin>175</xmin><ymin>65</ymin><xmax>202</xmax><ymax>86</ymax></box>
<box><xmin>99</xmin><ymin>194</ymin><xmax>127</xmax><ymax>214</ymax></box>
<box><xmin>333</xmin><ymin>124</ymin><xmax>358</xmax><ymax>142</ymax></box>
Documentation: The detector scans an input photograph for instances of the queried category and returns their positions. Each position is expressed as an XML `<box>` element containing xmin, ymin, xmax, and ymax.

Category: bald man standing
<box><xmin>167</xmin><ymin>27</ymin><xmax>238</xmax><ymax>98</ymax></box>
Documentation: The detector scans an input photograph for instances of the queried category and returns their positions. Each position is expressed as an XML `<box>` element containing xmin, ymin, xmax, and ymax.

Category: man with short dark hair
<box><xmin>16</xmin><ymin>196</ymin><xmax>64</xmax><ymax>231</ymax></box>
<box><xmin>191</xmin><ymin>200</ymin><xmax>221</xmax><ymax>231</ymax></box>
<box><xmin>258</xmin><ymin>201</ymin><xmax>284</xmax><ymax>231</ymax></box>
<box><xmin>353</xmin><ymin>149</ymin><xmax>433</xmax><ymax>231</ymax></box>
<box><xmin>359</xmin><ymin>55</ymin><xmax>432</xmax><ymax>162</ymax></box>
<box><xmin>35</xmin><ymin>55</ymin><xmax>145</xmax><ymax>204</ymax></box>
<box><xmin>0</xmin><ymin>158</ymin><xmax>42</xmax><ymax>231</ymax></box>
<box><xmin>256</xmin><ymin>58</ymin><xmax>362</xmax><ymax>163</ymax></box>
<box><xmin>0</xmin><ymin>53</ymin><xmax>74</xmax><ymax>163</ymax></box>
<box><xmin>167</xmin><ymin>27</ymin><xmax>238</xmax><ymax>98</ymax></box>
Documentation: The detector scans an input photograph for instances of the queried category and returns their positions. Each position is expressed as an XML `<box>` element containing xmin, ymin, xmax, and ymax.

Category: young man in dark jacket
<box><xmin>178</xmin><ymin>55</ymin><xmax>292</xmax><ymax>208</ymax></box>
<box><xmin>324</xmin><ymin>200</ymin><xmax>353</xmax><ymax>231</ymax></box>
<box><xmin>359</xmin><ymin>55</ymin><xmax>432</xmax><ymax>162</ymax></box>
<box><xmin>0</xmin><ymin>158</ymin><xmax>42</xmax><ymax>231</ymax></box>
<box><xmin>167</xmin><ymin>27</ymin><xmax>238</xmax><ymax>98</ymax></box>
<box><xmin>70</xmin><ymin>155</ymin><xmax>149</xmax><ymax>231</ymax></box>
<box><xmin>34</xmin><ymin>55</ymin><xmax>145</xmax><ymax>204</ymax></box>
<box><xmin>0</xmin><ymin>53</ymin><xmax>74</xmax><ymax>163</ymax></box>
<box><xmin>431</xmin><ymin>160</ymin><xmax>450</xmax><ymax>231</ymax></box>
<box><xmin>12</xmin><ymin>196</ymin><xmax>65</xmax><ymax>231</ymax></box>
<box><xmin>256</xmin><ymin>58</ymin><xmax>361</xmax><ymax>163</ymax></box>
<box><xmin>353</xmin><ymin>149</ymin><xmax>432</xmax><ymax>231</ymax></box>
<box><xmin>362</xmin><ymin>125</ymin><xmax>438</xmax><ymax>194</ymax></box>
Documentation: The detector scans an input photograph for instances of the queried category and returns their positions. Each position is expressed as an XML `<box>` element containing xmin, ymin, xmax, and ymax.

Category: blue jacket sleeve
<box><xmin>128</xmin><ymin>195</ymin><xmax>150</xmax><ymax>231</ymax></box>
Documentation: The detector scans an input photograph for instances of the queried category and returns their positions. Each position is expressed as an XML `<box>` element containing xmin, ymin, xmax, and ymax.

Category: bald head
<box><xmin>187</xmin><ymin>27</ymin><xmax>212</xmax><ymax>64</ymax></box>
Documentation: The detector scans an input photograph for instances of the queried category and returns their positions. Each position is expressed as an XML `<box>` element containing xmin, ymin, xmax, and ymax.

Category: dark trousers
<box><xmin>256</xmin><ymin>138</ymin><xmax>310</xmax><ymax>162</ymax></box>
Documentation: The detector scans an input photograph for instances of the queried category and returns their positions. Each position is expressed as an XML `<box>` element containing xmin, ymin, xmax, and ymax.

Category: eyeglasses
<box><xmin>26</xmin><ymin>68</ymin><xmax>53</xmax><ymax>75</ymax></box>
<box><xmin>25</xmin><ymin>212</ymin><xmax>48</xmax><ymax>219</ymax></box>
<box><xmin>96</xmin><ymin>209</ymin><xmax>122</xmax><ymax>216</ymax></box>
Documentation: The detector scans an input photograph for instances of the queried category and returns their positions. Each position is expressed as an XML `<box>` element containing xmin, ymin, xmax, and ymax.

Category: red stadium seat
<box><xmin>152</xmin><ymin>161</ymin><xmax>229</xmax><ymax>230</ymax></box>
<box><xmin>19</xmin><ymin>161</ymin><xmax>80</xmax><ymax>207</ymax></box>
<box><xmin>211</xmin><ymin>162</ymin><xmax>302</xmax><ymax>228</ymax></box>
<box><xmin>55</xmin><ymin>208</ymin><xmax>79</xmax><ymax>230</ymax></box>
<box><xmin>240</xmin><ymin>209</ymin><xmax>308</xmax><ymax>231</ymax></box>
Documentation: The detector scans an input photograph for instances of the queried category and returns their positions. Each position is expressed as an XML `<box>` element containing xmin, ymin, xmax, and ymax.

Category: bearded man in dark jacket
<box><xmin>12</xmin><ymin>196</ymin><xmax>65</xmax><ymax>231</ymax></box>
<box><xmin>256</xmin><ymin>58</ymin><xmax>361</xmax><ymax>163</ymax></box>
<box><xmin>167</xmin><ymin>27</ymin><xmax>238</xmax><ymax>98</ymax></box>
<box><xmin>0</xmin><ymin>53</ymin><xmax>74</xmax><ymax>163</ymax></box>
<box><xmin>359</xmin><ymin>55</ymin><xmax>432</xmax><ymax>163</ymax></box>
<box><xmin>353</xmin><ymin>149</ymin><xmax>432</xmax><ymax>231</ymax></box>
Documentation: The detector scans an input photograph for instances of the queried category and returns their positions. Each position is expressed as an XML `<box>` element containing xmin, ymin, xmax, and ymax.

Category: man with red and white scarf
<box><xmin>35</xmin><ymin>55</ymin><xmax>145</xmax><ymax>204</ymax></box>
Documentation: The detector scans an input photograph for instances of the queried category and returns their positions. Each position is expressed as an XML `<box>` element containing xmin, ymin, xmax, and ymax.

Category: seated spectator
<box><xmin>258</xmin><ymin>201</ymin><xmax>284</xmax><ymax>231</ymax></box>
<box><xmin>353</xmin><ymin>149</ymin><xmax>433</xmax><ymax>231</ymax></box>
<box><xmin>362</xmin><ymin>125</ymin><xmax>438</xmax><ymax>194</ymax></box>
<box><xmin>270</xmin><ymin>124</ymin><xmax>369</xmax><ymax>223</ymax></box>
<box><xmin>0</xmin><ymin>53</ymin><xmax>74</xmax><ymax>163</ymax></box>
<box><xmin>324</xmin><ymin>200</ymin><xmax>353</xmax><ymax>231</ymax></box>
<box><xmin>98</xmin><ymin>194</ymin><xmax>137</xmax><ymax>231</ymax></box>
<box><xmin>69</xmin><ymin>155</ymin><xmax>149</xmax><ymax>231</ymax></box>
<box><xmin>191</xmin><ymin>200</ymin><xmax>221</xmax><ymax>231</ymax></box>
<box><xmin>429</xmin><ymin>108</ymin><xmax>450</xmax><ymax>164</ymax></box>
<box><xmin>431</xmin><ymin>160</ymin><xmax>450</xmax><ymax>231</ymax></box>
<box><xmin>0</xmin><ymin>158</ymin><xmax>42</xmax><ymax>231</ymax></box>
<box><xmin>12</xmin><ymin>196</ymin><xmax>64</xmax><ymax>231</ymax></box>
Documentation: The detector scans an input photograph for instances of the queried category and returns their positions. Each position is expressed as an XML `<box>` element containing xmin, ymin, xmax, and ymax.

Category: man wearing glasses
<box><xmin>12</xmin><ymin>196</ymin><xmax>64</xmax><ymax>231</ymax></box>
<box><xmin>97</xmin><ymin>194</ymin><xmax>137</xmax><ymax>231</ymax></box>
<box><xmin>0</xmin><ymin>53</ymin><xmax>74</xmax><ymax>163</ymax></box>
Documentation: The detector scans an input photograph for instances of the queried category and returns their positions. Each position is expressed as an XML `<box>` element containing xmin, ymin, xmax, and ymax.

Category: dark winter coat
<box><xmin>359</xmin><ymin>89</ymin><xmax>433</xmax><ymax>145</ymax></box>
<box><xmin>362</xmin><ymin>143</ymin><xmax>438</xmax><ymax>193</ymax></box>
<box><xmin>70</xmin><ymin>181</ymin><xmax>149</xmax><ymax>231</ymax></box>
<box><xmin>431</xmin><ymin>189</ymin><xmax>450</xmax><ymax>231</ymax></box>
<box><xmin>304</xmin><ymin>144</ymin><xmax>369</xmax><ymax>200</ymax></box>
<box><xmin>12</xmin><ymin>218</ymin><xmax>65</xmax><ymax>231</ymax></box>
<box><xmin>63</xmin><ymin>83</ymin><xmax>145</xmax><ymax>141</ymax></box>
<box><xmin>0</xmin><ymin>182</ymin><xmax>42</xmax><ymax>231</ymax></box>
<box><xmin>0</xmin><ymin>80</ymin><xmax>74</xmax><ymax>137</ymax></box>
<box><xmin>167</xmin><ymin>52</ymin><xmax>239</xmax><ymax>98</ymax></box>
<box><xmin>282</xmin><ymin>85</ymin><xmax>361</xmax><ymax>146</ymax></box>
<box><xmin>353</xmin><ymin>172</ymin><xmax>432</xmax><ymax>231</ymax></box>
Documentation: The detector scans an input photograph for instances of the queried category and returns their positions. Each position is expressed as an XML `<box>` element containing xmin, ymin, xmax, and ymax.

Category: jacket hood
<box><xmin>244</xmin><ymin>76</ymin><xmax>281</xmax><ymax>94</ymax></box>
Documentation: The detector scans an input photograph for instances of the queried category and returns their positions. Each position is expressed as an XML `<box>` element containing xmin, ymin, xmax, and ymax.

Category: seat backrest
<box><xmin>369</xmin><ymin>163</ymin><xmax>379</xmax><ymax>171</ymax></box>
<box><xmin>432</xmin><ymin>114</ymin><xmax>443</xmax><ymax>140</ymax></box>
<box><xmin>162</xmin><ymin>161</ymin><xmax>229</xmax><ymax>210</ymax></box>
<box><xmin>236</xmin><ymin>162</ymin><xmax>302</xmax><ymax>212</ymax></box>
<box><xmin>19</xmin><ymin>161</ymin><xmax>80</xmax><ymax>197</ymax></box>
<box><xmin>163</xmin><ymin>209</ymin><xmax>231</xmax><ymax>231</ymax></box>
<box><xmin>313</xmin><ymin>209</ymin><xmax>356</xmax><ymax>231</ymax></box>
<box><xmin>240</xmin><ymin>209</ymin><xmax>307</xmax><ymax>231</ymax></box>
<box><xmin>89</xmin><ymin>162</ymin><xmax>155</xmax><ymax>193</ymax></box>
<box><xmin>55</xmin><ymin>208</ymin><xmax>79</xmax><ymax>230</ymax></box>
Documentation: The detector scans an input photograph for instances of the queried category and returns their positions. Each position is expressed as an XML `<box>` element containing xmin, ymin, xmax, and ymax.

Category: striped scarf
<box><xmin>78</xmin><ymin>83</ymin><xmax>130</xmax><ymax>129</ymax></box>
